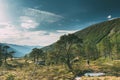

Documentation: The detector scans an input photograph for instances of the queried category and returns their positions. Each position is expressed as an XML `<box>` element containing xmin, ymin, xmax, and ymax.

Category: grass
<box><xmin>0</xmin><ymin>59</ymin><xmax>74</xmax><ymax>80</ymax></box>
<box><xmin>0</xmin><ymin>58</ymin><xmax>120</xmax><ymax>80</ymax></box>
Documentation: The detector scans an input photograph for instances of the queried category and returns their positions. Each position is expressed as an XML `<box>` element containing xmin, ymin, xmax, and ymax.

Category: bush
<box><xmin>110</xmin><ymin>62</ymin><xmax>120</xmax><ymax>76</ymax></box>
<box><xmin>6</xmin><ymin>74</ymin><xmax>15</xmax><ymax>80</ymax></box>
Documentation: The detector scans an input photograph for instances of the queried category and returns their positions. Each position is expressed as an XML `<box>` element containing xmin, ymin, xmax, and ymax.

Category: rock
<box><xmin>74</xmin><ymin>76</ymin><xmax>81</xmax><ymax>80</ymax></box>
<box><xmin>84</xmin><ymin>72</ymin><xmax>105</xmax><ymax>77</ymax></box>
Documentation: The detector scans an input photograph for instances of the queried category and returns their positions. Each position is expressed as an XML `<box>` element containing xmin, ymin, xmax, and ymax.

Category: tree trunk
<box><xmin>33</xmin><ymin>56</ymin><xmax>36</xmax><ymax>63</ymax></box>
<box><xmin>66</xmin><ymin>58</ymin><xmax>73</xmax><ymax>71</ymax></box>
<box><xmin>36</xmin><ymin>56</ymin><xmax>39</xmax><ymax>62</ymax></box>
<box><xmin>66</xmin><ymin>43</ymin><xmax>73</xmax><ymax>71</ymax></box>
<box><xmin>5</xmin><ymin>50</ymin><xmax>7</xmax><ymax>64</ymax></box>
<box><xmin>5</xmin><ymin>55</ymin><xmax>7</xmax><ymax>64</ymax></box>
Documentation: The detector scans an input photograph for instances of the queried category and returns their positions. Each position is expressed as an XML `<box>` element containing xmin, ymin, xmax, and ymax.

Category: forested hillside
<box><xmin>42</xmin><ymin>18</ymin><xmax>120</xmax><ymax>60</ymax></box>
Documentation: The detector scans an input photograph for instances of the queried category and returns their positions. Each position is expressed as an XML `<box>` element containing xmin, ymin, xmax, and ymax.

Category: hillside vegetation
<box><xmin>43</xmin><ymin>18</ymin><xmax>120</xmax><ymax>60</ymax></box>
<box><xmin>75</xmin><ymin>18</ymin><xmax>120</xmax><ymax>43</ymax></box>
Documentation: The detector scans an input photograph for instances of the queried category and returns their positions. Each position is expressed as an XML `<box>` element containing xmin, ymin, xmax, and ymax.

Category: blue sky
<box><xmin>0</xmin><ymin>0</ymin><xmax>120</xmax><ymax>46</ymax></box>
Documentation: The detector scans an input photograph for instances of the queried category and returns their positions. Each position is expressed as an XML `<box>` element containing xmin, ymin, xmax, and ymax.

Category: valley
<box><xmin>0</xmin><ymin>18</ymin><xmax>120</xmax><ymax>80</ymax></box>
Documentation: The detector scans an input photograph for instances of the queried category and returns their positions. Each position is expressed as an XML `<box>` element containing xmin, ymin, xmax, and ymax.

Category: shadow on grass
<box><xmin>99</xmin><ymin>63</ymin><xmax>120</xmax><ymax>77</ymax></box>
<box><xmin>0</xmin><ymin>61</ymin><xmax>24</xmax><ymax>70</ymax></box>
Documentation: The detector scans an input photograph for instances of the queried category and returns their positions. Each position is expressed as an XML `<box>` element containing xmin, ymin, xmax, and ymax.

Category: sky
<box><xmin>0</xmin><ymin>0</ymin><xmax>120</xmax><ymax>46</ymax></box>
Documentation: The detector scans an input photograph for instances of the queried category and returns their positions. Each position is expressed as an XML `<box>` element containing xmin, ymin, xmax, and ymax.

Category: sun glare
<box><xmin>0</xmin><ymin>0</ymin><xmax>9</xmax><ymax>22</ymax></box>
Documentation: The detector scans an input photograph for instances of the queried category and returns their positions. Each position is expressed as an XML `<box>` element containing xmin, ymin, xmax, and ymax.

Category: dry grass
<box><xmin>0</xmin><ymin>59</ymin><xmax>120</xmax><ymax>80</ymax></box>
<box><xmin>0</xmin><ymin>59</ymin><xmax>73</xmax><ymax>80</ymax></box>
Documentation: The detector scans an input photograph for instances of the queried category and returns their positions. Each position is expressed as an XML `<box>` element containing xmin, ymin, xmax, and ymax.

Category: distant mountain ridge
<box><xmin>0</xmin><ymin>43</ymin><xmax>42</xmax><ymax>57</ymax></box>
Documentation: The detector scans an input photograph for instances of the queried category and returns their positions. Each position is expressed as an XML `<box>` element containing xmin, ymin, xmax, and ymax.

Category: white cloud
<box><xmin>107</xmin><ymin>15</ymin><xmax>112</xmax><ymax>19</ymax></box>
<box><xmin>23</xmin><ymin>8</ymin><xmax>63</xmax><ymax>23</ymax></box>
<box><xmin>57</xmin><ymin>30</ymin><xmax>78</xmax><ymax>34</ymax></box>
<box><xmin>19</xmin><ymin>8</ymin><xmax>63</xmax><ymax>30</ymax></box>
<box><xmin>0</xmin><ymin>30</ymin><xmax>63</xmax><ymax>46</ymax></box>
<box><xmin>0</xmin><ymin>22</ymin><xmax>61</xmax><ymax>46</ymax></box>
<box><xmin>20</xmin><ymin>16</ymin><xmax>39</xmax><ymax>29</ymax></box>
<box><xmin>0</xmin><ymin>17</ymin><xmax>79</xmax><ymax>46</ymax></box>
<box><xmin>0</xmin><ymin>8</ymin><xmax>74</xmax><ymax>46</ymax></box>
<box><xmin>16</xmin><ymin>31</ymin><xmax>62</xmax><ymax>46</ymax></box>
<box><xmin>0</xmin><ymin>0</ymin><xmax>9</xmax><ymax>23</ymax></box>
<box><xmin>0</xmin><ymin>22</ymin><xmax>11</xmax><ymax>26</ymax></box>
<box><xmin>0</xmin><ymin>22</ymin><xmax>78</xmax><ymax>46</ymax></box>
<box><xmin>0</xmin><ymin>23</ymin><xmax>20</xmax><ymax>40</ymax></box>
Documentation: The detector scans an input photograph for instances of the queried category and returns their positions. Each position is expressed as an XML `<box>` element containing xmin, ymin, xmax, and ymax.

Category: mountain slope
<box><xmin>75</xmin><ymin>18</ymin><xmax>120</xmax><ymax>43</ymax></box>
<box><xmin>42</xmin><ymin>18</ymin><xmax>120</xmax><ymax>59</ymax></box>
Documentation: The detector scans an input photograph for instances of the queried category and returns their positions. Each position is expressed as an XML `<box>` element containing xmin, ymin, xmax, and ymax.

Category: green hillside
<box><xmin>75</xmin><ymin>18</ymin><xmax>120</xmax><ymax>43</ymax></box>
<box><xmin>42</xmin><ymin>18</ymin><xmax>120</xmax><ymax>59</ymax></box>
<box><xmin>37</xmin><ymin>18</ymin><xmax>120</xmax><ymax>78</ymax></box>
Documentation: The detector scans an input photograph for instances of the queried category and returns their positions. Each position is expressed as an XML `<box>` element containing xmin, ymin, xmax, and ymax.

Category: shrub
<box><xmin>6</xmin><ymin>74</ymin><xmax>15</xmax><ymax>80</ymax></box>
